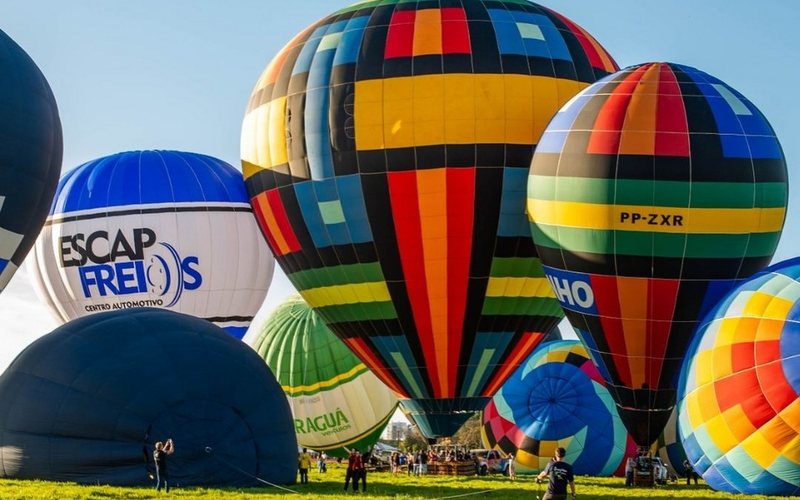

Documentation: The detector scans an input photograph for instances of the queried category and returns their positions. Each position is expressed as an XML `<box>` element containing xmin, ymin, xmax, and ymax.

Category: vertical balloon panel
<box><xmin>242</xmin><ymin>0</ymin><xmax>618</xmax><ymax>438</ymax></box>
<box><xmin>30</xmin><ymin>151</ymin><xmax>274</xmax><ymax>338</ymax></box>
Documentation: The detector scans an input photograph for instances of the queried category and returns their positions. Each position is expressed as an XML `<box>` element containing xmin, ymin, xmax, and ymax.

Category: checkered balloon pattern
<box><xmin>678</xmin><ymin>258</ymin><xmax>800</xmax><ymax>495</ymax></box>
<box><xmin>241</xmin><ymin>0</ymin><xmax>617</xmax><ymax>436</ymax></box>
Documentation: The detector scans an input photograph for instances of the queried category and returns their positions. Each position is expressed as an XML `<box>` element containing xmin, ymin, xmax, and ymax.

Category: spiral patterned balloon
<box><xmin>481</xmin><ymin>340</ymin><xmax>636</xmax><ymax>475</ymax></box>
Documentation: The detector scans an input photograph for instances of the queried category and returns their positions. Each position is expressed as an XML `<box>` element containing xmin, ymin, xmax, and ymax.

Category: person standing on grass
<box><xmin>391</xmin><ymin>452</ymin><xmax>399</xmax><ymax>476</ymax></box>
<box><xmin>507</xmin><ymin>452</ymin><xmax>517</xmax><ymax>480</ymax></box>
<box><xmin>683</xmin><ymin>459</ymin><xmax>699</xmax><ymax>485</ymax></box>
<box><xmin>298</xmin><ymin>447</ymin><xmax>312</xmax><ymax>484</ymax></box>
<box><xmin>318</xmin><ymin>451</ymin><xmax>327</xmax><ymax>473</ymax></box>
<box><xmin>358</xmin><ymin>449</ymin><xmax>369</xmax><ymax>493</ymax></box>
<box><xmin>419</xmin><ymin>448</ymin><xmax>428</xmax><ymax>475</ymax></box>
<box><xmin>536</xmin><ymin>447</ymin><xmax>575</xmax><ymax>500</ymax></box>
<box><xmin>344</xmin><ymin>449</ymin><xmax>362</xmax><ymax>493</ymax></box>
<box><xmin>153</xmin><ymin>438</ymin><xmax>175</xmax><ymax>493</ymax></box>
<box><xmin>625</xmin><ymin>456</ymin><xmax>635</xmax><ymax>486</ymax></box>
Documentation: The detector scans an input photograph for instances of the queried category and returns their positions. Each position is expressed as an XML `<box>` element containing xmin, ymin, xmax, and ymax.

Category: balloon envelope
<box><xmin>246</xmin><ymin>294</ymin><xmax>398</xmax><ymax>457</ymax></box>
<box><xmin>0</xmin><ymin>308</ymin><xmax>297</xmax><ymax>486</ymax></box>
<box><xmin>481</xmin><ymin>340</ymin><xmax>636</xmax><ymax>475</ymax></box>
<box><xmin>31</xmin><ymin>150</ymin><xmax>274</xmax><ymax>338</ymax></box>
<box><xmin>241</xmin><ymin>0</ymin><xmax>617</xmax><ymax>437</ymax></box>
<box><xmin>0</xmin><ymin>28</ymin><xmax>62</xmax><ymax>292</ymax></box>
<box><xmin>528</xmin><ymin>62</ymin><xmax>788</xmax><ymax>445</ymax></box>
<box><xmin>678</xmin><ymin>258</ymin><xmax>800</xmax><ymax>496</ymax></box>
<box><xmin>654</xmin><ymin>408</ymin><xmax>688</xmax><ymax>478</ymax></box>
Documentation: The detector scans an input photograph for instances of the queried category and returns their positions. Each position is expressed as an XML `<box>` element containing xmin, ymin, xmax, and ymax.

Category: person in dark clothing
<box><xmin>344</xmin><ymin>450</ymin><xmax>362</xmax><ymax>493</ymax></box>
<box><xmin>683</xmin><ymin>459</ymin><xmax>699</xmax><ymax>485</ymax></box>
<box><xmin>358</xmin><ymin>450</ymin><xmax>370</xmax><ymax>492</ymax></box>
<box><xmin>536</xmin><ymin>447</ymin><xmax>575</xmax><ymax>500</ymax></box>
<box><xmin>153</xmin><ymin>438</ymin><xmax>175</xmax><ymax>493</ymax></box>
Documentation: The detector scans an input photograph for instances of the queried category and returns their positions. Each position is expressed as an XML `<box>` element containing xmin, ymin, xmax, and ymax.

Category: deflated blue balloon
<box><xmin>0</xmin><ymin>308</ymin><xmax>297</xmax><ymax>486</ymax></box>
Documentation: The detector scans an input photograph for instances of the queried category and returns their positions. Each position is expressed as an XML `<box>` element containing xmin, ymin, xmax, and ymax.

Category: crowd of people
<box><xmin>624</xmin><ymin>451</ymin><xmax>700</xmax><ymax>487</ymax></box>
<box><xmin>144</xmin><ymin>437</ymin><xmax>700</xmax><ymax>496</ymax></box>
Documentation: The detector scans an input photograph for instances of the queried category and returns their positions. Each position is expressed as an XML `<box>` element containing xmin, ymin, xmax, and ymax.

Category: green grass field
<box><xmin>0</xmin><ymin>463</ymin><xmax>786</xmax><ymax>500</ymax></box>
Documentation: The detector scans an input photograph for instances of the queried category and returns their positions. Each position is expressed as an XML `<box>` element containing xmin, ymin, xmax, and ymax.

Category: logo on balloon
<box><xmin>543</xmin><ymin>267</ymin><xmax>597</xmax><ymax>314</ymax></box>
<box><xmin>58</xmin><ymin>227</ymin><xmax>202</xmax><ymax>310</ymax></box>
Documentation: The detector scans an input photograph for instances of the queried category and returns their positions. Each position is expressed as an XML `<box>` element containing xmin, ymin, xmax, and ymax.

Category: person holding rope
<box><xmin>536</xmin><ymin>447</ymin><xmax>576</xmax><ymax>500</ymax></box>
<box><xmin>153</xmin><ymin>438</ymin><xmax>175</xmax><ymax>493</ymax></box>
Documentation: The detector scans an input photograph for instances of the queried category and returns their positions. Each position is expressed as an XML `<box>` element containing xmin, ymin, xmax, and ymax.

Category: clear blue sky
<box><xmin>0</xmin><ymin>0</ymin><xmax>798</xmax><ymax>372</ymax></box>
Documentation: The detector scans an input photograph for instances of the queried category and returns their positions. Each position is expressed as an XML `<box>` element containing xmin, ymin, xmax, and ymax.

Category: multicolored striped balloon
<box><xmin>528</xmin><ymin>62</ymin><xmax>788</xmax><ymax>445</ymax></box>
<box><xmin>241</xmin><ymin>0</ymin><xmax>617</xmax><ymax>438</ymax></box>
<box><xmin>246</xmin><ymin>295</ymin><xmax>398</xmax><ymax>457</ymax></box>
<box><xmin>481</xmin><ymin>340</ymin><xmax>636</xmax><ymax>475</ymax></box>
<box><xmin>678</xmin><ymin>258</ymin><xmax>800</xmax><ymax>495</ymax></box>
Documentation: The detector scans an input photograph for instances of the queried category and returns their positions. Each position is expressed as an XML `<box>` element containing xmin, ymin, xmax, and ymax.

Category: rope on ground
<box><xmin>438</xmin><ymin>489</ymin><xmax>494</xmax><ymax>499</ymax></box>
<box><xmin>205</xmin><ymin>446</ymin><xmax>299</xmax><ymax>494</ymax></box>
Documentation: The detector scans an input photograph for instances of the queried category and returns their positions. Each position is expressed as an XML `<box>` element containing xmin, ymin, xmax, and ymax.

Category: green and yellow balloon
<box><xmin>247</xmin><ymin>295</ymin><xmax>398</xmax><ymax>457</ymax></box>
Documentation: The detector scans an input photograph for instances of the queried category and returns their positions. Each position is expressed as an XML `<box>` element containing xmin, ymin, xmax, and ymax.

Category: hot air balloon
<box><xmin>246</xmin><ymin>294</ymin><xmax>398</xmax><ymax>457</ymax></box>
<box><xmin>241</xmin><ymin>0</ymin><xmax>618</xmax><ymax>438</ymax></box>
<box><xmin>481</xmin><ymin>340</ymin><xmax>636</xmax><ymax>476</ymax></box>
<box><xmin>678</xmin><ymin>258</ymin><xmax>800</xmax><ymax>496</ymax></box>
<box><xmin>0</xmin><ymin>308</ymin><xmax>297</xmax><ymax>486</ymax></box>
<box><xmin>653</xmin><ymin>409</ymin><xmax>688</xmax><ymax>478</ymax></box>
<box><xmin>0</xmin><ymin>29</ymin><xmax>62</xmax><ymax>293</ymax></box>
<box><xmin>527</xmin><ymin>62</ymin><xmax>788</xmax><ymax>446</ymax></box>
<box><xmin>30</xmin><ymin>150</ymin><xmax>274</xmax><ymax>339</ymax></box>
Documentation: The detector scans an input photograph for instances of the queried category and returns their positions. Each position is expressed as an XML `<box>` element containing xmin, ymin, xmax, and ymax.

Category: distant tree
<box><xmin>452</xmin><ymin>413</ymin><xmax>482</xmax><ymax>449</ymax></box>
<box><xmin>402</xmin><ymin>425</ymin><xmax>429</xmax><ymax>452</ymax></box>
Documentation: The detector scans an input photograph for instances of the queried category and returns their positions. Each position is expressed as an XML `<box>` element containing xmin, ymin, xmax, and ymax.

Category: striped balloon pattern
<box><xmin>528</xmin><ymin>62</ymin><xmax>787</xmax><ymax>445</ymax></box>
<box><xmin>678</xmin><ymin>258</ymin><xmax>800</xmax><ymax>495</ymax></box>
<box><xmin>31</xmin><ymin>151</ymin><xmax>274</xmax><ymax>339</ymax></box>
<box><xmin>247</xmin><ymin>295</ymin><xmax>398</xmax><ymax>457</ymax></box>
<box><xmin>241</xmin><ymin>0</ymin><xmax>617</xmax><ymax>438</ymax></box>
<box><xmin>481</xmin><ymin>340</ymin><xmax>636</xmax><ymax>476</ymax></box>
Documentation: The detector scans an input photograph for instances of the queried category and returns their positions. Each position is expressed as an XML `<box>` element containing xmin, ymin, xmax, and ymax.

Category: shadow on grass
<box><xmin>214</xmin><ymin>474</ymin><xmax>727</xmax><ymax>500</ymax></box>
<box><xmin>0</xmin><ymin>469</ymin><xmax>778</xmax><ymax>500</ymax></box>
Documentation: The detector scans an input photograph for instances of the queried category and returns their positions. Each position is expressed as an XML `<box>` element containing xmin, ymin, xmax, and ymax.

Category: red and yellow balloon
<box><xmin>242</xmin><ymin>0</ymin><xmax>617</xmax><ymax>437</ymax></box>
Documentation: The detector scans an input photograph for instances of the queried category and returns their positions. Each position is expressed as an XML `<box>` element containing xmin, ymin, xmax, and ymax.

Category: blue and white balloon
<box><xmin>30</xmin><ymin>150</ymin><xmax>273</xmax><ymax>338</ymax></box>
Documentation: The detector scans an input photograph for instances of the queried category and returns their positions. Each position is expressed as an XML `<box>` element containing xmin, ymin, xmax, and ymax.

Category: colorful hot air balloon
<box><xmin>30</xmin><ymin>150</ymin><xmax>274</xmax><ymax>338</ymax></box>
<box><xmin>481</xmin><ymin>340</ymin><xmax>636</xmax><ymax>476</ymax></box>
<box><xmin>678</xmin><ymin>258</ymin><xmax>800</xmax><ymax>496</ymax></box>
<box><xmin>527</xmin><ymin>62</ymin><xmax>788</xmax><ymax>446</ymax></box>
<box><xmin>0</xmin><ymin>29</ymin><xmax>62</xmax><ymax>293</ymax></box>
<box><xmin>654</xmin><ymin>409</ymin><xmax>688</xmax><ymax>478</ymax></box>
<box><xmin>241</xmin><ymin>0</ymin><xmax>618</xmax><ymax>438</ymax></box>
<box><xmin>246</xmin><ymin>294</ymin><xmax>398</xmax><ymax>457</ymax></box>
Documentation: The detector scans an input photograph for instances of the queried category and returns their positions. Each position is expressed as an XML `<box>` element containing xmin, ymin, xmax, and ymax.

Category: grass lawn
<box><xmin>0</xmin><ymin>463</ymin><xmax>784</xmax><ymax>499</ymax></box>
